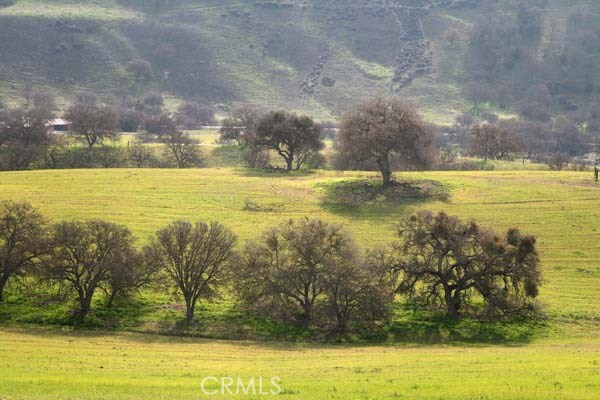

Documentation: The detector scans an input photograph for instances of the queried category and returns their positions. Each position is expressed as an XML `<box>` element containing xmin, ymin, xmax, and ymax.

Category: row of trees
<box><xmin>0</xmin><ymin>92</ymin><xmax>206</xmax><ymax>170</ymax></box>
<box><xmin>0</xmin><ymin>201</ymin><xmax>542</xmax><ymax>332</ymax></box>
<box><xmin>4</xmin><ymin>91</ymin><xmax>594</xmax><ymax>176</ymax></box>
<box><xmin>443</xmin><ymin>109</ymin><xmax>598</xmax><ymax>169</ymax></box>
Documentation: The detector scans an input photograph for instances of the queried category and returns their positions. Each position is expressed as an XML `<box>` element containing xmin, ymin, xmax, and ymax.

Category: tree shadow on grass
<box><xmin>385</xmin><ymin>305</ymin><xmax>547</xmax><ymax>346</ymax></box>
<box><xmin>317</xmin><ymin>178</ymin><xmax>450</xmax><ymax>220</ymax></box>
<box><xmin>0</xmin><ymin>292</ymin><xmax>546</xmax><ymax>348</ymax></box>
<box><xmin>233</xmin><ymin>167</ymin><xmax>317</xmax><ymax>179</ymax></box>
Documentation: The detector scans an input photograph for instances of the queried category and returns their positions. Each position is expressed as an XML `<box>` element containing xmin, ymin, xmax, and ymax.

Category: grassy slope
<box><xmin>1</xmin><ymin>326</ymin><xmax>599</xmax><ymax>400</ymax></box>
<box><xmin>0</xmin><ymin>168</ymin><xmax>599</xmax><ymax>323</ymax></box>
<box><xmin>2</xmin><ymin>0</ymin><xmax>600</xmax><ymax>122</ymax></box>
<box><xmin>1</xmin><ymin>168</ymin><xmax>600</xmax><ymax>398</ymax></box>
<box><xmin>0</xmin><ymin>0</ymin><xmax>485</xmax><ymax>122</ymax></box>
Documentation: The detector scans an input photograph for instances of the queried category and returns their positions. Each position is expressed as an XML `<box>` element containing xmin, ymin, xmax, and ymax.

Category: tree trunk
<box><xmin>0</xmin><ymin>273</ymin><xmax>9</xmax><ymax>302</ymax></box>
<box><xmin>107</xmin><ymin>289</ymin><xmax>118</xmax><ymax>308</ymax></box>
<box><xmin>376</xmin><ymin>155</ymin><xmax>393</xmax><ymax>187</ymax></box>
<box><xmin>444</xmin><ymin>286</ymin><xmax>460</xmax><ymax>317</ymax></box>
<box><xmin>285</xmin><ymin>156</ymin><xmax>294</xmax><ymax>172</ymax></box>
<box><xmin>301</xmin><ymin>300</ymin><xmax>312</xmax><ymax>329</ymax></box>
<box><xmin>336</xmin><ymin>313</ymin><xmax>348</xmax><ymax>334</ymax></box>
<box><xmin>78</xmin><ymin>292</ymin><xmax>94</xmax><ymax>320</ymax></box>
<box><xmin>185</xmin><ymin>298</ymin><xmax>195</xmax><ymax>322</ymax></box>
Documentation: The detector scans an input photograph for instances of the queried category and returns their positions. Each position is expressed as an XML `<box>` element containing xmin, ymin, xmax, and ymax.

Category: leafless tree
<box><xmin>102</xmin><ymin>246</ymin><xmax>160</xmax><ymax>308</ymax></box>
<box><xmin>0</xmin><ymin>201</ymin><xmax>48</xmax><ymax>301</ymax></box>
<box><xmin>128</xmin><ymin>141</ymin><xmax>154</xmax><ymax>167</ymax></box>
<box><xmin>236</xmin><ymin>218</ymin><xmax>357</xmax><ymax>329</ymax></box>
<box><xmin>0</xmin><ymin>107</ymin><xmax>52</xmax><ymax>170</ymax></box>
<box><xmin>163</xmin><ymin>131</ymin><xmax>202</xmax><ymax>168</ymax></box>
<box><xmin>46</xmin><ymin>220</ymin><xmax>136</xmax><ymax>320</ymax></box>
<box><xmin>66</xmin><ymin>98</ymin><xmax>118</xmax><ymax>148</ymax></box>
<box><xmin>219</xmin><ymin>106</ymin><xmax>261</xmax><ymax>146</ymax></box>
<box><xmin>469</xmin><ymin>123</ymin><xmax>523</xmax><ymax>161</ymax></box>
<box><xmin>146</xmin><ymin>220</ymin><xmax>236</xmax><ymax>321</ymax></box>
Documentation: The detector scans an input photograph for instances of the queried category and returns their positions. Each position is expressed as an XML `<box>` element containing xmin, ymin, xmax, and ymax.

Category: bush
<box><xmin>242</xmin><ymin>146</ymin><xmax>270</xmax><ymax>169</ymax></box>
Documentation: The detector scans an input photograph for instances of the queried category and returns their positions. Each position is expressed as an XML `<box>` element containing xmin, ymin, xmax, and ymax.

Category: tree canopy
<box><xmin>337</xmin><ymin>98</ymin><xmax>432</xmax><ymax>186</ymax></box>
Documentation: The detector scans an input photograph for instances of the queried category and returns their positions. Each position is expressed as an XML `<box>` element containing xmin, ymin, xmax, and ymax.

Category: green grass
<box><xmin>0</xmin><ymin>0</ymin><xmax>141</xmax><ymax>20</ymax></box>
<box><xmin>0</xmin><ymin>326</ymin><xmax>599</xmax><ymax>400</ymax></box>
<box><xmin>1</xmin><ymin>168</ymin><xmax>600</xmax><ymax>398</ymax></box>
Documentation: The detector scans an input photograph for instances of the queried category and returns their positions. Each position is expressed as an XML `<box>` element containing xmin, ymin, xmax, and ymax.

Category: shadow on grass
<box><xmin>207</xmin><ymin>146</ymin><xmax>245</xmax><ymax>168</ymax></box>
<box><xmin>386</xmin><ymin>312</ymin><xmax>545</xmax><ymax>346</ymax></box>
<box><xmin>0</xmin><ymin>292</ymin><xmax>546</xmax><ymax>348</ymax></box>
<box><xmin>234</xmin><ymin>167</ymin><xmax>317</xmax><ymax>179</ymax></box>
<box><xmin>317</xmin><ymin>178</ymin><xmax>450</xmax><ymax>220</ymax></box>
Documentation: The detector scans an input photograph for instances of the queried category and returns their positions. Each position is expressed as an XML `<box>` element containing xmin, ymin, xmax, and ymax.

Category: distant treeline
<box><xmin>1</xmin><ymin>92</ymin><xmax>597</xmax><ymax>178</ymax></box>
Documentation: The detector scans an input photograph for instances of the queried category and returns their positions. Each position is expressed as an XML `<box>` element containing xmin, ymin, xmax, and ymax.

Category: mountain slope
<box><xmin>1</xmin><ymin>0</ymin><xmax>599</xmax><ymax>123</ymax></box>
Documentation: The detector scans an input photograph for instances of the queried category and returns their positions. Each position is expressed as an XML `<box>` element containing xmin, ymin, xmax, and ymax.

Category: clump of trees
<box><xmin>219</xmin><ymin>107</ymin><xmax>324</xmax><ymax>171</ymax></box>
<box><xmin>45</xmin><ymin>220</ymin><xmax>139</xmax><ymax>319</ymax></box>
<box><xmin>65</xmin><ymin>95</ymin><xmax>118</xmax><ymax>148</ymax></box>
<box><xmin>0</xmin><ymin>106</ymin><xmax>52</xmax><ymax>170</ymax></box>
<box><xmin>388</xmin><ymin>211</ymin><xmax>541</xmax><ymax>317</ymax></box>
<box><xmin>468</xmin><ymin>123</ymin><xmax>523</xmax><ymax>161</ymax></box>
<box><xmin>0</xmin><ymin>200</ymin><xmax>543</xmax><ymax>335</ymax></box>
<box><xmin>235</xmin><ymin>218</ymin><xmax>390</xmax><ymax>332</ymax></box>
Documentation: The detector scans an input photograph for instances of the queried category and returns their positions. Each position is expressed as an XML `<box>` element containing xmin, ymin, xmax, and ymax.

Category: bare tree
<box><xmin>336</xmin><ymin>98</ymin><xmax>433</xmax><ymax>186</ymax></box>
<box><xmin>0</xmin><ymin>107</ymin><xmax>52</xmax><ymax>170</ymax></box>
<box><xmin>97</xmin><ymin>145</ymin><xmax>126</xmax><ymax>168</ymax></box>
<box><xmin>103</xmin><ymin>246</ymin><xmax>160</xmax><ymax>308</ymax></box>
<box><xmin>147</xmin><ymin>220</ymin><xmax>236</xmax><ymax>321</ymax></box>
<box><xmin>163</xmin><ymin>131</ymin><xmax>202</xmax><ymax>168</ymax></box>
<box><xmin>66</xmin><ymin>99</ymin><xmax>118</xmax><ymax>148</ymax></box>
<box><xmin>469</xmin><ymin>123</ymin><xmax>523</xmax><ymax>161</ymax></box>
<box><xmin>219</xmin><ymin>106</ymin><xmax>261</xmax><ymax>146</ymax></box>
<box><xmin>128</xmin><ymin>141</ymin><xmax>154</xmax><ymax>167</ymax></box>
<box><xmin>0</xmin><ymin>201</ymin><xmax>48</xmax><ymax>301</ymax></box>
<box><xmin>43</xmin><ymin>134</ymin><xmax>69</xmax><ymax>169</ymax></box>
<box><xmin>323</xmin><ymin>256</ymin><xmax>391</xmax><ymax>334</ymax></box>
<box><xmin>255</xmin><ymin>111</ymin><xmax>324</xmax><ymax>171</ymax></box>
<box><xmin>391</xmin><ymin>211</ymin><xmax>541</xmax><ymax>317</ymax></box>
<box><xmin>236</xmin><ymin>218</ymin><xmax>356</xmax><ymax>328</ymax></box>
<box><xmin>46</xmin><ymin>220</ymin><xmax>136</xmax><ymax>320</ymax></box>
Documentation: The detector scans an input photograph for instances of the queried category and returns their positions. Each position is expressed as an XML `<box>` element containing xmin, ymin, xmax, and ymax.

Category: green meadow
<box><xmin>1</xmin><ymin>326</ymin><xmax>599</xmax><ymax>400</ymax></box>
<box><xmin>1</xmin><ymin>168</ymin><xmax>600</xmax><ymax>398</ymax></box>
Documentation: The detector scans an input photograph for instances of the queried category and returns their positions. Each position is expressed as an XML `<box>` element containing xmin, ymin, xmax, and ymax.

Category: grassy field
<box><xmin>1</xmin><ymin>168</ymin><xmax>600</xmax><ymax>398</ymax></box>
<box><xmin>0</xmin><ymin>168</ymin><xmax>599</xmax><ymax>321</ymax></box>
<box><xmin>0</xmin><ymin>326</ymin><xmax>599</xmax><ymax>400</ymax></box>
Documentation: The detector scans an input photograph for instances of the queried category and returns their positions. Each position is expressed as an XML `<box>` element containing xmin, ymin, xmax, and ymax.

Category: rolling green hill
<box><xmin>2</xmin><ymin>0</ymin><xmax>600</xmax><ymax>123</ymax></box>
<box><xmin>1</xmin><ymin>168</ymin><xmax>600</xmax><ymax>399</ymax></box>
<box><xmin>1</xmin><ymin>168</ymin><xmax>599</xmax><ymax>335</ymax></box>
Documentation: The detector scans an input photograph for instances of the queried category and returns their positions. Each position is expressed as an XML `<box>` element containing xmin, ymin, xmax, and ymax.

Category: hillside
<box><xmin>1</xmin><ymin>0</ymin><xmax>600</xmax><ymax>123</ymax></box>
